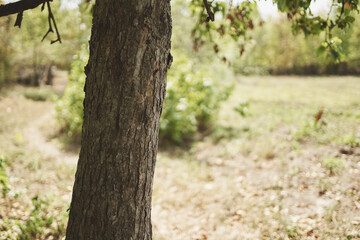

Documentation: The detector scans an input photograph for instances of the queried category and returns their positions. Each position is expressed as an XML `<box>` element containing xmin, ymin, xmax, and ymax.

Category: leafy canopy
<box><xmin>190</xmin><ymin>0</ymin><xmax>359</xmax><ymax>61</ymax></box>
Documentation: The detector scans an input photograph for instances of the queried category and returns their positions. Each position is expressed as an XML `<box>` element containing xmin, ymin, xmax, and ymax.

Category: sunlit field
<box><xmin>1</xmin><ymin>75</ymin><xmax>359</xmax><ymax>239</ymax></box>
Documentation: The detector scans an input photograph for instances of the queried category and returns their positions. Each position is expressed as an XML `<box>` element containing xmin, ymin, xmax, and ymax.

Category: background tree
<box><xmin>0</xmin><ymin>1</ymin><xmax>90</xmax><ymax>86</ymax></box>
<box><xmin>233</xmin><ymin>13</ymin><xmax>360</xmax><ymax>75</ymax></box>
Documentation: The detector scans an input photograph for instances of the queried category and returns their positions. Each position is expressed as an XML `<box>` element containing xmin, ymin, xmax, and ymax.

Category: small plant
<box><xmin>17</xmin><ymin>196</ymin><xmax>66</xmax><ymax>240</ymax></box>
<box><xmin>0</xmin><ymin>153</ymin><xmax>10</xmax><ymax>196</ymax></box>
<box><xmin>24</xmin><ymin>88</ymin><xmax>53</xmax><ymax>101</ymax></box>
<box><xmin>294</xmin><ymin>108</ymin><xmax>328</xmax><ymax>141</ymax></box>
<box><xmin>14</xmin><ymin>132</ymin><xmax>23</xmax><ymax>145</ymax></box>
<box><xmin>318</xmin><ymin>178</ymin><xmax>333</xmax><ymax>195</ymax></box>
<box><xmin>294</xmin><ymin>121</ymin><xmax>314</xmax><ymax>140</ymax></box>
<box><xmin>313</xmin><ymin>107</ymin><xmax>324</xmax><ymax>127</ymax></box>
<box><xmin>286</xmin><ymin>225</ymin><xmax>299</xmax><ymax>238</ymax></box>
<box><xmin>342</xmin><ymin>134</ymin><xmax>360</xmax><ymax>147</ymax></box>
<box><xmin>325</xmin><ymin>203</ymin><xmax>339</xmax><ymax>222</ymax></box>
<box><xmin>322</xmin><ymin>157</ymin><xmax>345</xmax><ymax>175</ymax></box>
<box><xmin>234</xmin><ymin>100</ymin><xmax>249</xmax><ymax>117</ymax></box>
<box><xmin>56</xmin><ymin>46</ymin><xmax>87</xmax><ymax>139</ymax></box>
<box><xmin>289</xmin><ymin>165</ymin><xmax>302</xmax><ymax>176</ymax></box>
<box><xmin>294</xmin><ymin>119</ymin><xmax>327</xmax><ymax>142</ymax></box>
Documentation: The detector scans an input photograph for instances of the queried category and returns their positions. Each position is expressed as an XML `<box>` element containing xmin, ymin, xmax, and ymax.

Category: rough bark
<box><xmin>65</xmin><ymin>0</ymin><xmax>171</xmax><ymax>239</ymax></box>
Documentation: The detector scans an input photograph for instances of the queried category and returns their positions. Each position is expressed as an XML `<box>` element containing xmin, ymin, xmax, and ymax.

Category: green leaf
<box><xmin>330</xmin><ymin>48</ymin><xmax>340</xmax><ymax>60</ymax></box>
<box><xmin>345</xmin><ymin>16</ymin><xmax>355</xmax><ymax>23</ymax></box>
<box><xmin>277</xmin><ymin>0</ymin><xmax>287</xmax><ymax>11</ymax></box>
<box><xmin>316</xmin><ymin>45</ymin><xmax>326</xmax><ymax>56</ymax></box>
<box><xmin>312</xmin><ymin>23</ymin><xmax>321</xmax><ymax>34</ymax></box>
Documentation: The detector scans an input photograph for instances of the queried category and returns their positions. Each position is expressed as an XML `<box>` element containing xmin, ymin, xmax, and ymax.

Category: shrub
<box><xmin>322</xmin><ymin>157</ymin><xmax>345</xmax><ymax>175</ymax></box>
<box><xmin>160</xmin><ymin>51</ymin><xmax>232</xmax><ymax>142</ymax></box>
<box><xmin>234</xmin><ymin>100</ymin><xmax>250</xmax><ymax>117</ymax></box>
<box><xmin>23</xmin><ymin>88</ymin><xmax>53</xmax><ymax>101</ymax></box>
<box><xmin>56</xmin><ymin>47</ymin><xmax>87</xmax><ymax>138</ymax></box>
<box><xmin>0</xmin><ymin>195</ymin><xmax>67</xmax><ymax>239</ymax></box>
<box><xmin>0</xmin><ymin>153</ymin><xmax>10</xmax><ymax>196</ymax></box>
<box><xmin>15</xmin><ymin>196</ymin><xmax>66</xmax><ymax>240</ymax></box>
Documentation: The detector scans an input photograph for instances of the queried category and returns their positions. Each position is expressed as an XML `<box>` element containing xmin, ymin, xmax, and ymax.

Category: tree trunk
<box><xmin>65</xmin><ymin>1</ymin><xmax>172</xmax><ymax>239</ymax></box>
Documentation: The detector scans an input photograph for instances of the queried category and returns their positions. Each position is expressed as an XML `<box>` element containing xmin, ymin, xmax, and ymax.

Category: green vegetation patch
<box><xmin>0</xmin><ymin>153</ymin><xmax>10</xmax><ymax>196</ymax></box>
<box><xmin>23</xmin><ymin>88</ymin><xmax>54</xmax><ymax>101</ymax></box>
<box><xmin>322</xmin><ymin>157</ymin><xmax>345</xmax><ymax>175</ymax></box>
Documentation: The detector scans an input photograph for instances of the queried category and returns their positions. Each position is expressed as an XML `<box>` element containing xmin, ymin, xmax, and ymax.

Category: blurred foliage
<box><xmin>0</xmin><ymin>1</ymin><xmax>91</xmax><ymax>87</ymax></box>
<box><xmin>0</xmin><ymin>16</ymin><xmax>14</xmax><ymax>87</ymax></box>
<box><xmin>2</xmin><ymin>0</ymin><xmax>359</xmax><ymax>144</ymax></box>
<box><xmin>0</xmin><ymin>153</ymin><xmax>10</xmax><ymax>196</ymax></box>
<box><xmin>234</xmin><ymin>100</ymin><xmax>250</xmax><ymax>117</ymax></box>
<box><xmin>56</xmin><ymin>0</ymin><xmax>233</xmax><ymax>143</ymax></box>
<box><xmin>56</xmin><ymin>46</ymin><xmax>87</xmax><ymax>139</ymax></box>
<box><xmin>190</xmin><ymin>1</ymin><xmax>258</xmax><ymax>51</ymax></box>
<box><xmin>160</xmin><ymin>51</ymin><xmax>232</xmax><ymax>143</ymax></box>
<box><xmin>23</xmin><ymin>88</ymin><xmax>55</xmax><ymax>101</ymax></box>
<box><xmin>17</xmin><ymin>196</ymin><xmax>65</xmax><ymax>240</ymax></box>
<box><xmin>322</xmin><ymin>157</ymin><xmax>345</xmax><ymax>175</ymax></box>
<box><xmin>189</xmin><ymin>0</ymin><xmax>359</xmax><ymax>62</ymax></box>
<box><xmin>342</xmin><ymin>134</ymin><xmax>360</xmax><ymax>147</ymax></box>
<box><xmin>1</xmin><ymin>195</ymin><xmax>67</xmax><ymax>239</ymax></box>
<box><xmin>56</xmin><ymin>48</ymin><xmax>232</xmax><ymax>143</ymax></box>
<box><xmin>233</xmin><ymin>12</ymin><xmax>360</xmax><ymax>75</ymax></box>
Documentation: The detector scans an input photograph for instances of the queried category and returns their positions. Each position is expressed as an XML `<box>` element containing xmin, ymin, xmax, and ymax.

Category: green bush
<box><xmin>160</xmin><ymin>51</ymin><xmax>231</xmax><ymax>142</ymax></box>
<box><xmin>56</xmin><ymin>47</ymin><xmax>87</xmax><ymax>138</ymax></box>
<box><xmin>56</xmin><ymin>49</ymin><xmax>231</xmax><ymax>143</ymax></box>
<box><xmin>17</xmin><ymin>196</ymin><xmax>66</xmax><ymax>240</ymax></box>
<box><xmin>0</xmin><ymin>153</ymin><xmax>10</xmax><ymax>196</ymax></box>
<box><xmin>0</xmin><ymin>195</ymin><xmax>67</xmax><ymax>239</ymax></box>
<box><xmin>23</xmin><ymin>88</ymin><xmax>53</xmax><ymax>101</ymax></box>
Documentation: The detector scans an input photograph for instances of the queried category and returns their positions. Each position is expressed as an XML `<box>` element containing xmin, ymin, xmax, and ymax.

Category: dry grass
<box><xmin>152</xmin><ymin>76</ymin><xmax>360</xmax><ymax>240</ymax></box>
<box><xmin>0</xmin><ymin>78</ymin><xmax>77</xmax><ymax>239</ymax></box>
<box><xmin>0</xmin><ymin>76</ymin><xmax>359</xmax><ymax>239</ymax></box>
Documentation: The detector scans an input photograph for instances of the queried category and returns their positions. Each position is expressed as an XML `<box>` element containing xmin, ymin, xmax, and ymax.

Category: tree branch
<box><xmin>203</xmin><ymin>0</ymin><xmax>214</xmax><ymax>22</ymax></box>
<box><xmin>43</xmin><ymin>0</ymin><xmax>61</xmax><ymax>44</ymax></box>
<box><xmin>0</xmin><ymin>0</ymin><xmax>46</xmax><ymax>18</ymax></box>
<box><xmin>0</xmin><ymin>0</ymin><xmax>61</xmax><ymax>44</ymax></box>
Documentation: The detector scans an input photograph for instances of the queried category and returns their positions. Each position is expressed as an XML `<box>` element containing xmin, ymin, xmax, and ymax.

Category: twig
<box><xmin>14</xmin><ymin>11</ymin><xmax>23</xmax><ymax>27</ymax></box>
<box><xmin>41</xmin><ymin>1</ymin><xmax>53</xmax><ymax>41</ymax></box>
<box><xmin>203</xmin><ymin>0</ymin><xmax>214</xmax><ymax>22</ymax></box>
<box><xmin>48</xmin><ymin>1</ymin><xmax>61</xmax><ymax>44</ymax></box>
<box><xmin>325</xmin><ymin>0</ymin><xmax>336</xmax><ymax>41</ymax></box>
<box><xmin>42</xmin><ymin>1</ymin><xmax>61</xmax><ymax>44</ymax></box>
<box><xmin>325</xmin><ymin>0</ymin><xmax>346</xmax><ymax>42</ymax></box>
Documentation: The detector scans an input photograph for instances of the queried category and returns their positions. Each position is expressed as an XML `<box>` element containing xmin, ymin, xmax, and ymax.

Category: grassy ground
<box><xmin>153</xmin><ymin>76</ymin><xmax>360</xmax><ymax>240</ymax></box>
<box><xmin>0</xmin><ymin>73</ymin><xmax>77</xmax><ymax>239</ymax></box>
<box><xmin>0</xmin><ymin>76</ymin><xmax>359</xmax><ymax>239</ymax></box>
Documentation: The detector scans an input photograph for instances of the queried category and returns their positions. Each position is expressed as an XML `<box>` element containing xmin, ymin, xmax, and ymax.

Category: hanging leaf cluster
<box><xmin>190</xmin><ymin>0</ymin><xmax>359</xmax><ymax>62</ymax></box>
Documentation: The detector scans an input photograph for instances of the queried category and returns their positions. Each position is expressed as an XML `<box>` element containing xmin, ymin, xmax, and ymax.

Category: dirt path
<box><xmin>23</xmin><ymin>107</ymin><xmax>78</xmax><ymax>167</ymax></box>
<box><xmin>3</xmin><ymin>70</ymin><xmax>79</xmax><ymax>167</ymax></box>
<box><xmin>0</xmin><ymin>70</ymin><xmax>78</xmax><ymax>200</ymax></box>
